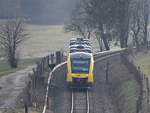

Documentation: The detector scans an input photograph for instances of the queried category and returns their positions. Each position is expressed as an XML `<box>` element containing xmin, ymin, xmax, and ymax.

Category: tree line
<box><xmin>0</xmin><ymin>0</ymin><xmax>78</xmax><ymax>24</ymax></box>
<box><xmin>65</xmin><ymin>0</ymin><xmax>150</xmax><ymax>50</ymax></box>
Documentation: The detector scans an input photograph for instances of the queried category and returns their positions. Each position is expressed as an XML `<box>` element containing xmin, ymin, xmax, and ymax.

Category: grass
<box><xmin>0</xmin><ymin>20</ymin><xmax>99</xmax><ymax>58</ymax></box>
<box><xmin>3</xmin><ymin>107</ymin><xmax>40</xmax><ymax>113</ymax></box>
<box><xmin>0</xmin><ymin>23</ymin><xmax>99</xmax><ymax>78</ymax></box>
<box><xmin>129</xmin><ymin>49</ymin><xmax>150</xmax><ymax>113</ymax></box>
<box><xmin>121</xmin><ymin>80</ymin><xmax>139</xmax><ymax>113</ymax></box>
<box><xmin>0</xmin><ymin>58</ymin><xmax>40</xmax><ymax>77</ymax></box>
<box><xmin>132</xmin><ymin>50</ymin><xmax>150</xmax><ymax>77</ymax></box>
<box><xmin>108</xmin><ymin>59</ymin><xmax>139</xmax><ymax>113</ymax></box>
<box><xmin>112</xmin><ymin>77</ymin><xmax>139</xmax><ymax>113</ymax></box>
<box><xmin>21</xmin><ymin>25</ymin><xmax>72</xmax><ymax>57</ymax></box>
<box><xmin>20</xmin><ymin>24</ymin><xmax>99</xmax><ymax>58</ymax></box>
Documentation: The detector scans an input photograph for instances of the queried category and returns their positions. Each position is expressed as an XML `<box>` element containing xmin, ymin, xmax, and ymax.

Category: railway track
<box><xmin>43</xmin><ymin>49</ymin><xmax>126</xmax><ymax>113</ymax></box>
<box><xmin>68</xmin><ymin>50</ymin><xmax>125</xmax><ymax>113</ymax></box>
<box><xmin>71</xmin><ymin>89</ymin><xmax>90</xmax><ymax>113</ymax></box>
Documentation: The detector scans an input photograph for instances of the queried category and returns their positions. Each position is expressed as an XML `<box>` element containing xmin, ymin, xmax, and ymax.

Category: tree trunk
<box><xmin>9</xmin><ymin>53</ymin><xmax>17</xmax><ymax>68</ymax></box>
<box><xmin>143</xmin><ymin>23</ymin><xmax>148</xmax><ymax>45</ymax></box>
<box><xmin>24</xmin><ymin>102</ymin><xmax>28</xmax><ymax>113</ymax></box>
<box><xmin>120</xmin><ymin>30</ymin><xmax>128</xmax><ymax>48</ymax></box>
<box><xmin>88</xmin><ymin>31</ymin><xmax>91</xmax><ymax>39</ymax></box>
<box><xmin>97</xmin><ymin>36</ymin><xmax>103</xmax><ymax>51</ymax></box>
<box><xmin>99</xmin><ymin>25</ymin><xmax>110</xmax><ymax>50</ymax></box>
<box><xmin>135</xmin><ymin>34</ymin><xmax>140</xmax><ymax>50</ymax></box>
<box><xmin>102</xmin><ymin>36</ymin><xmax>110</xmax><ymax>50</ymax></box>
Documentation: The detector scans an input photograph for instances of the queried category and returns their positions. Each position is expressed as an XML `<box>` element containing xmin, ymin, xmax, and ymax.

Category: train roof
<box><xmin>69</xmin><ymin>48</ymin><xmax>92</xmax><ymax>53</ymax></box>
<box><xmin>70</xmin><ymin>52</ymin><xmax>92</xmax><ymax>59</ymax></box>
<box><xmin>70</xmin><ymin>41</ymin><xmax>91</xmax><ymax>46</ymax></box>
<box><xmin>69</xmin><ymin>44</ymin><xmax>91</xmax><ymax>49</ymax></box>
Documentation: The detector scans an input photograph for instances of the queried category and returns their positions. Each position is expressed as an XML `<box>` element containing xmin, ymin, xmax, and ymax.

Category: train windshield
<box><xmin>71</xmin><ymin>59</ymin><xmax>90</xmax><ymax>74</ymax></box>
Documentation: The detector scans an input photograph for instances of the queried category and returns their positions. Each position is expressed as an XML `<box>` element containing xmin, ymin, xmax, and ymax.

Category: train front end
<box><xmin>67</xmin><ymin>52</ymin><xmax>94</xmax><ymax>88</ymax></box>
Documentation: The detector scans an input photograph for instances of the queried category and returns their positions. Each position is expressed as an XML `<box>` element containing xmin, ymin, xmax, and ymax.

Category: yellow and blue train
<box><xmin>67</xmin><ymin>38</ymin><xmax>94</xmax><ymax>88</ymax></box>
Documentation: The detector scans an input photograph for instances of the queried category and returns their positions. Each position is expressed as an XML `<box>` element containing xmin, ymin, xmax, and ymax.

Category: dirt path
<box><xmin>0</xmin><ymin>65</ymin><xmax>36</xmax><ymax>112</ymax></box>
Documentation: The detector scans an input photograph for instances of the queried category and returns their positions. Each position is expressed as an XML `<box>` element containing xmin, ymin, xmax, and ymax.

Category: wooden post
<box><xmin>136</xmin><ymin>99</ymin><xmax>139</xmax><ymax>113</ymax></box>
<box><xmin>51</xmin><ymin>54</ymin><xmax>54</xmax><ymax>64</ymax></box>
<box><xmin>47</xmin><ymin>97</ymin><xmax>49</xmax><ymax>109</ymax></box>
<box><xmin>61</xmin><ymin>52</ymin><xmax>63</xmax><ymax>62</ymax></box>
<box><xmin>24</xmin><ymin>102</ymin><xmax>28</xmax><ymax>113</ymax></box>
<box><xmin>106</xmin><ymin>61</ymin><xmax>109</xmax><ymax>84</ymax></box>
<box><xmin>146</xmin><ymin>78</ymin><xmax>149</xmax><ymax>96</ymax></box>
<box><xmin>56</xmin><ymin>51</ymin><xmax>61</xmax><ymax>64</ymax></box>
<box><xmin>144</xmin><ymin>75</ymin><xmax>146</xmax><ymax>85</ymax></box>
<box><xmin>32</xmin><ymin>68</ymin><xmax>36</xmax><ymax>88</ymax></box>
<box><xmin>46</xmin><ymin>57</ymin><xmax>48</xmax><ymax>70</ymax></box>
<box><xmin>146</xmin><ymin>78</ymin><xmax>150</xmax><ymax>111</ymax></box>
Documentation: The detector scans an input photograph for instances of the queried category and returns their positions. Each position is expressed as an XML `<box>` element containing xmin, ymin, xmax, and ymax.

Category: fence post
<box><xmin>51</xmin><ymin>54</ymin><xmax>54</xmax><ymax>64</ymax></box>
<box><xmin>106</xmin><ymin>61</ymin><xmax>109</xmax><ymax>84</ymax></box>
<box><xmin>56</xmin><ymin>51</ymin><xmax>61</xmax><ymax>64</ymax></box>
<box><xmin>146</xmin><ymin>78</ymin><xmax>150</xmax><ymax>111</ymax></box>
<box><xmin>47</xmin><ymin>56</ymin><xmax>50</xmax><ymax>71</ymax></box>
<box><xmin>32</xmin><ymin>68</ymin><xmax>36</xmax><ymax>88</ymax></box>
<box><xmin>24</xmin><ymin>102</ymin><xmax>28</xmax><ymax>113</ymax></box>
<box><xmin>136</xmin><ymin>99</ymin><xmax>139</xmax><ymax>113</ymax></box>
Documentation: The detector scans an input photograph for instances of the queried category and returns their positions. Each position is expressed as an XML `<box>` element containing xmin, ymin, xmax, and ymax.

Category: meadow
<box><xmin>133</xmin><ymin>50</ymin><xmax>150</xmax><ymax>78</ymax></box>
<box><xmin>21</xmin><ymin>24</ymin><xmax>99</xmax><ymax>58</ymax></box>
<box><xmin>0</xmin><ymin>58</ymin><xmax>39</xmax><ymax>77</ymax></box>
<box><xmin>0</xmin><ymin>23</ymin><xmax>99</xmax><ymax>76</ymax></box>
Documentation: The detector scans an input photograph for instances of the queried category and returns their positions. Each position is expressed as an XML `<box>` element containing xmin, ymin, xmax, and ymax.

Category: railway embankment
<box><xmin>48</xmin><ymin>63</ymin><xmax>70</xmax><ymax>113</ymax></box>
<box><xmin>45</xmin><ymin>50</ymin><xmax>144</xmax><ymax>113</ymax></box>
<box><xmin>107</xmin><ymin>55</ymin><xmax>140</xmax><ymax>113</ymax></box>
<box><xmin>41</xmin><ymin>48</ymin><xmax>150</xmax><ymax>113</ymax></box>
<box><xmin>48</xmin><ymin>56</ymin><xmax>116</xmax><ymax>113</ymax></box>
<box><xmin>127</xmin><ymin>47</ymin><xmax>150</xmax><ymax>113</ymax></box>
<box><xmin>107</xmin><ymin>47</ymin><xmax>150</xmax><ymax>113</ymax></box>
<box><xmin>1</xmin><ymin>48</ymin><xmax>148</xmax><ymax>113</ymax></box>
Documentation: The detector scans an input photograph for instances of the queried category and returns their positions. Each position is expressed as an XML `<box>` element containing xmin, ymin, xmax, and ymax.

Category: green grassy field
<box><xmin>0</xmin><ymin>58</ymin><xmax>39</xmax><ymax>77</ymax></box>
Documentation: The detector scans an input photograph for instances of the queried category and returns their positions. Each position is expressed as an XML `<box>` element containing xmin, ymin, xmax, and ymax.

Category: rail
<box><xmin>42</xmin><ymin>48</ymin><xmax>126</xmax><ymax>113</ymax></box>
<box><xmin>42</xmin><ymin>61</ymin><xmax>67</xmax><ymax>113</ymax></box>
<box><xmin>71</xmin><ymin>89</ymin><xmax>90</xmax><ymax>113</ymax></box>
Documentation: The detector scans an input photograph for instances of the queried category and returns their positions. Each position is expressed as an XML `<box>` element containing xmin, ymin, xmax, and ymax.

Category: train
<box><xmin>67</xmin><ymin>38</ymin><xmax>94</xmax><ymax>88</ymax></box>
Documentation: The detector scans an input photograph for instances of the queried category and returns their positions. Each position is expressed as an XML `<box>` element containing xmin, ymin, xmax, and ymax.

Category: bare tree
<box><xmin>130</xmin><ymin>0</ymin><xmax>142</xmax><ymax>49</ymax></box>
<box><xmin>66</xmin><ymin>0</ymin><xmax>149</xmax><ymax>50</ymax></box>
<box><xmin>129</xmin><ymin>0</ymin><xmax>150</xmax><ymax>49</ymax></box>
<box><xmin>65</xmin><ymin>0</ymin><xmax>113</xmax><ymax>50</ymax></box>
<box><xmin>0</xmin><ymin>19</ymin><xmax>29</xmax><ymax>68</ymax></box>
<box><xmin>114</xmin><ymin>0</ymin><xmax>131</xmax><ymax>48</ymax></box>
<box><xmin>64</xmin><ymin>2</ymin><xmax>93</xmax><ymax>39</ymax></box>
<box><xmin>142</xmin><ymin>0</ymin><xmax>149</xmax><ymax>46</ymax></box>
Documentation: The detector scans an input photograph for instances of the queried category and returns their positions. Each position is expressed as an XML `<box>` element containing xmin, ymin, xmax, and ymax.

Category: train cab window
<box><xmin>71</xmin><ymin>59</ymin><xmax>90</xmax><ymax>74</ymax></box>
